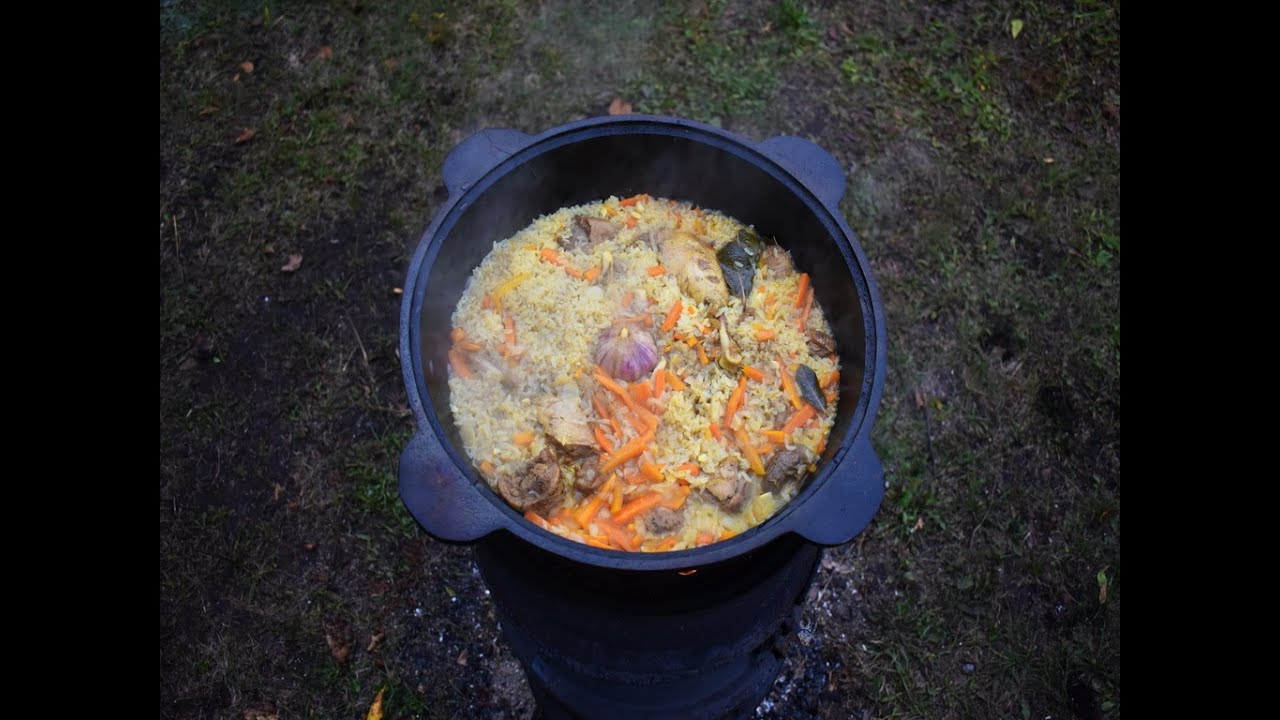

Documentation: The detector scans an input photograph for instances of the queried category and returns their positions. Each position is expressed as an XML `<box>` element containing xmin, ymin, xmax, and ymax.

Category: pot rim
<box><xmin>400</xmin><ymin>115</ymin><xmax>886</xmax><ymax>571</ymax></box>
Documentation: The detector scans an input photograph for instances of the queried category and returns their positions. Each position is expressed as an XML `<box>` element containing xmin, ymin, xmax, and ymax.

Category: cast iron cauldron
<box><xmin>398</xmin><ymin>116</ymin><xmax>886</xmax><ymax>718</ymax></box>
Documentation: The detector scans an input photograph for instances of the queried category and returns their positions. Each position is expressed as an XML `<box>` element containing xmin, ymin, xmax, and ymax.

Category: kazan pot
<box><xmin>398</xmin><ymin>115</ymin><xmax>887</xmax><ymax>719</ymax></box>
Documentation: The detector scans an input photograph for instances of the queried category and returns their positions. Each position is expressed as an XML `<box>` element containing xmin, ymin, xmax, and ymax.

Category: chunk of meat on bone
<box><xmin>498</xmin><ymin>447</ymin><xmax>563</xmax><ymax>511</ymax></box>
<box><xmin>537</xmin><ymin>394</ymin><xmax>596</xmax><ymax>458</ymax></box>
<box><xmin>763</xmin><ymin>445</ymin><xmax>814</xmax><ymax>492</ymax></box>
<box><xmin>806</xmin><ymin>329</ymin><xmax>836</xmax><ymax>357</ymax></box>
<box><xmin>659</xmin><ymin>230</ymin><xmax>729</xmax><ymax>309</ymax></box>
<box><xmin>565</xmin><ymin>215</ymin><xmax>619</xmax><ymax>250</ymax></box>
<box><xmin>760</xmin><ymin>245</ymin><xmax>794</xmax><ymax>277</ymax></box>
<box><xmin>704</xmin><ymin>473</ymin><xmax>752</xmax><ymax>512</ymax></box>
<box><xmin>643</xmin><ymin>506</ymin><xmax>685</xmax><ymax>535</ymax></box>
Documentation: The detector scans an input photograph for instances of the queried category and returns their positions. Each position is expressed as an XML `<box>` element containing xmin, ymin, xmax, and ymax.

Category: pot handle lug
<box><xmin>757</xmin><ymin>135</ymin><xmax>846</xmax><ymax>210</ymax></box>
<box><xmin>442</xmin><ymin>128</ymin><xmax>534</xmax><ymax>196</ymax></box>
<box><xmin>399</xmin><ymin>431</ymin><xmax>509</xmax><ymax>542</ymax></box>
<box><xmin>788</xmin><ymin>434</ymin><xmax>884</xmax><ymax>546</ymax></box>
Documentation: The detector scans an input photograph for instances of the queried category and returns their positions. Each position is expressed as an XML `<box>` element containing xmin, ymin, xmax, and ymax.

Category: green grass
<box><xmin>161</xmin><ymin>0</ymin><xmax>1119</xmax><ymax>717</ymax></box>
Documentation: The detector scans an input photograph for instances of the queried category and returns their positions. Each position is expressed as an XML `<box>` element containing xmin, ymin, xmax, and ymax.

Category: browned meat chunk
<box><xmin>498</xmin><ymin>447</ymin><xmax>563</xmax><ymax>511</ymax></box>
<box><xmin>566</xmin><ymin>215</ymin><xmax>619</xmax><ymax>250</ymax></box>
<box><xmin>806</xmin><ymin>329</ymin><xmax>836</xmax><ymax>357</ymax></box>
<box><xmin>704</xmin><ymin>473</ymin><xmax>752</xmax><ymax>512</ymax></box>
<box><xmin>537</xmin><ymin>394</ymin><xmax>595</xmax><ymax>458</ymax></box>
<box><xmin>760</xmin><ymin>245</ymin><xmax>794</xmax><ymax>277</ymax></box>
<box><xmin>643</xmin><ymin>506</ymin><xmax>685</xmax><ymax>535</ymax></box>
<box><xmin>763</xmin><ymin>445</ymin><xmax>813</xmax><ymax>492</ymax></box>
<box><xmin>660</xmin><ymin>230</ymin><xmax>729</xmax><ymax>309</ymax></box>
<box><xmin>574</xmin><ymin>456</ymin><xmax>606</xmax><ymax>492</ymax></box>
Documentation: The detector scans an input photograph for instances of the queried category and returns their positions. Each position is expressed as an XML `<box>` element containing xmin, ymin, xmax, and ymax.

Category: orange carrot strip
<box><xmin>450</xmin><ymin>327</ymin><xmax>466</xmax><ymax>343</ymax></box>
<box><xmin>491</xmin><ymin>272</ymin><xmax>531</xmax><ymax>312</ymax></box>
<box><xmin>719</xmin><ymin>530</ymin><xmax>737</xmax><ymax>541</ymax></box>
<box><xmin>655</xmin><ymin>537</ymin><xmax>679</xmax><ymax>551</ymax></box>
<box><xmin>623</xmin><ymin>407</ymin><xmax>650</xmax><ymax>436</ymax></box>
<box><xmin>611</xmin><ymin>491</ymin><xmax>664</xmax><ymax>525</ymax></box>
<box><xmin>777</xmin><ymin>359</ymin><xmax>804</xmax><ymax>409</ymax></box>
<box><xmin>756</xmin><ymin>442</ymin><xmax>774</xmax><ymax>456</ymax></box>
<box><xmin>799</xmin><ymin>290</ymin><xmax>814</xmax><ymax>330</ymax></box>
<box><xmin>596</xmin><ymin>518</ymin><xmax>636</xmax><ymax>551</ymax></box>
<box><xmin>697</xmin><ymin>344</ymin><xmax>709</xmax><ymax>365</ymax></box>
<box><xmin>742</xmin><ymin>366</ymin><xmax>765</xmax><ymax>382</ymax></box>
<box><xmin>782</xmin><ymin>405</ymin><xmax>817</xmax><ymax>434</ymax></box>
<box><xmin>676</xmin><ymin>463</ymin><xmax>701</xmax><ymax>476</ymax></box>
<box><xmin>621</xmin><ymin>290</ymin><xmax>635</xmax><ymax>308</ymax></box>
<box><xmin>653</xmin><ymin>368</ymin><xmax>665</xmax><ymax>397</ymax></box>
<box><xmin>666</xmin><ymin>370</ymin><xmax>686</xmax><ymax>391</ymax></box>
<box><xmin>626</xmin><ymin>216</ymin><xmax>638</xmax><ymax>228</ymax></box>
<box><xmin>764</xmin><ymin>430</ymin><xmax>788</xmax><ymax>444</ymax></box>
<box><xmin>448</xmin><ymin>348</ymin><xmax>473</xmax><ymax>379</ymax></box>
<box><xmin>575</xmin><ymin>475</ymin><xmax>615</xmax><ymax>528</ymax></box>
<box><xmin>686</xmin><ymin>336</ymin><xmax>699</xmax><ymax>347</ymax></box>
<box><xmin>823</xmin><ymin>370</ymin><xmax>840</xmax><ymax>389</ymax></box>
<box><xmin>695</xmin><ymin>532</ymin><xmax>715</xmax><ymax>547</ymax></box>
<box><xmin>632</xmin><ymin>381</ymin><xmax>653</xmax><ymax>404</ymax></box>
<box><xmin>662</xmin><ymin>300</ymin><xmax>683</xmax><ymax>332</ymax></box>
<box><xmin>732</xmin><ymin>426</ymin><xmax>766</xmax><ymax>476</ymax></box>
<box><xmin>593</xmin><ymin>425</ymin><xmax>614</xmax><ymax>453</ymax></box>
<box><xmin>660</xmin><ymin>485</ymin><xmax>691</xmax><ymax>510</ymax></box>
<box><xmin>755</xmin><ymin>328</ymin><xmax>777</xmax><ymax>341</ymax></box>
<box><xmin>514</xmin><ymin>432</ymin><xmax>535</xmax><ymax>447</ymax></box>
<box><xmin>600</xmin><ymin>432</ymin><xmax>653</xmax><ymax>475</ymax></box>
<box><xmin>796</xmin><ymin>273</ymin><xmax>810</xmax><ymax>308</ymax></box>
<box><xmin>583</xmin><ymin>535</ymin><xmax>612</xmax><ymax>549</ymax></box>
<box><xmin>479</xmin><ymin>460</ymin><xmax>495</xmax><ymax>477</ymax></box>
<box><xmin>596</xmin><ymin>371</ymin><xmax>659</xmax><ymax>431</ymax></box>
<box><xmin>624</xmin><ymin>471</ymin><xmax>646</xmax><ymax>485</ymax></box>
<box><xmin>611</xmin><ymin>481</ymin><xmax>624</xmax><ymax>515</ymax></box>
<box><xmin>724</xmin><ymin>375</ymin><xmax>748</xmax><ymax>427</ymax></box>
<box><xmin>564</xmin><ymin>265</ymin><xmax>584</xmax><ymax>279</ymax></box>
<box><xmin>584</xmin><ymin>265</ymin><xmax>601</xmax><ymax>283</ymax></box>
<box><xmin>709</xmin><ymin>422</ymin><xmax>723</xmax><ymax>441</ymax></box>
<box><xmin>640</xmin><ymin>462</ymin><xmax>664</xmax><ymax>483</ymax></box>
<box><xmin>540</xmin><ymin>247</ymin><xmax>561</xmax><ymax>265</ymax></box>
<box><xmin>619</xmin><ymin>193</ymin><xmax>648</xmax><ymax>207</ymax></box>
<box><xmin>481</xmin><ymin>294</ymin><xmax>492</xmax><ymax>310</ymax></box>
<box><xmin>524</xmin><ymin>510</ymin><xmax>550</xmax><ymax>530</ymax></box>
<box><xmin>503</xmin><ymin>313</ymin><xmax>516</xmax><ymax>346</ymax></box>
<box><xmin>815</xmin><ymin>434</ymin><xmax>828</xmax><ymax>455</ymax></box>
<box><xmin>592</xmin><ymin>393</ymin><xmax>611</xmax><ymax>419</ymax></box>
<box><xmin>647</xmin><ymin>265</ymin><xmax>666</xmax><ymax>276</ymax></box>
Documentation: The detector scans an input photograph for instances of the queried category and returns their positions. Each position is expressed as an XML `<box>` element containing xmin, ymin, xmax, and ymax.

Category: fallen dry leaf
<box><xmin>318</xmin><ymin>46</ymin><xmax>334</xmax><ymax>60</ymax></box>
<box><xmin>326</xmin><ymin>632</ymin><xmax>351</xmax><ymax>663</ymax></box>
<box><xmin>239</xmin><ymin>61</ymin><xmax>255</xmax><ymax>74</ymax></box>
<box><xmin>232</xmin><ymin>73</ymin><xmax>241</xmax><ymax>83</ymax></box>
<box><xmin>198</xmin><ymin>105</ymin><xmax>219</xmax><ymax>117</ymax></box>
<box><xmin>367</xmin><ymin>631</ymin><xmax>385</xmax><ymax>652</ymax></box>
<box><xmin>914</xmin><ymin>389</ymin><xmax>926</xmax><ymax>408</ymax></box>
<box><xmin>281</xmin><ymin>254</ymin><xmax>303</xmax><ymax>272</ymax></box>
<box><xmin>234</xmin><ymin>128</ymin><xmax>257</xmax><ymax>144</ymax></box>
<box><xmin>608</xmin><ymin>97</ymin><xmax>633</xmax><ymax>115</ymax></box>
<box><xmin>366</xmin><ymin>688</ymin><xmax>385</xmax><ymax>720</ymax></box>
<box><xmin>243</xmin><ymin>707</ymin><xmax>278</xmax><ymax>720</ymax></box>
<box><xmin>456</xmin><ymin>649</ymin><xmax>469</xmax><ymax>666</ymax></box>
